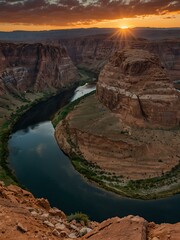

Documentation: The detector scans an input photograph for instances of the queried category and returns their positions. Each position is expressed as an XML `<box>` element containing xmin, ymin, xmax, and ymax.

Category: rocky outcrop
<box><xmin>0</xmin><ymin>181</ymin><xmax>96</xmax><ymax>239</ymax></box>
<box><xmin>61</xmin><ymin>35</ymin><xmax>180</xmax><ymax>81</ymax></box>
<box><xmin>81</xmin><ymin>216</ymin><xmax>180</xmax><ymax>240</ymax></box>
<box><xmin>81</xmin><ymin>216</ymin><xmax>148</xmax><ymax>240</ymax></box>
<box><xmin>0</xmin><ymin>42</ymin><xmax>78</xmax><ymax>95</ymax></box>
<box><xmin>0</xmin><ymin>181</ymin><xmax>180</xmax><ymax>239</ymax></box>
<box><xmin>97</xmin><ymin>49</ymin><xmax>180</xmax><ymax>128</ymax></box>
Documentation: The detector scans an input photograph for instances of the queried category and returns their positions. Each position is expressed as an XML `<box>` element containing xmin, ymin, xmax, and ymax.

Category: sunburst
<box><xmin>107</xmin><ymin>26</ymin><xmax>135</xmax><ymax>48</ymax></box>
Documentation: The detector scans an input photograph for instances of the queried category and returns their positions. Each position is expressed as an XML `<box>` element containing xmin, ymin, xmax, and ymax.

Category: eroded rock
<box><xmin>0</xmin><ymin>42</ymin><xmax>78</xmax><ymax>95</ymax></box>
<box><xmin>97</xmin><ymin>49</ymin><xmax>180</xmax><ymax>128</ymax></box>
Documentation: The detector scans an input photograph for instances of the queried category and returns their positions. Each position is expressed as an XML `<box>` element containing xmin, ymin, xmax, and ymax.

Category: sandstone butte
<box><xmin>55</xmin><ymin>49</ymin><xmax>180</xmax><ymax>199</ymax></box>
<box><xmin>0</xmin><ymin>42</ymin><xmax>78</xmax><ymax>95</ymax></box>
<box><xmin>0</xmin><ymin>181</ymin><xmax>180</xmax><ymax>240</ymax></box>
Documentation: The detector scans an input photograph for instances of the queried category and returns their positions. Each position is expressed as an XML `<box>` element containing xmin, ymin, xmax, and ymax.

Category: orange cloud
<box><xmin>0</xmin><ymin>0</ymin><xmax>179</xmax><ymax>28</ymax></box>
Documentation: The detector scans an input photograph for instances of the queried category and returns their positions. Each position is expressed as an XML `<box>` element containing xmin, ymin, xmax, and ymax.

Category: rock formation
<box><xmin>55</xmin><ymin>49</ymin><xmax>180</xmax><ymax>198</ymax></box>
<box><xmin>97</xmin><ymin>49</ymin><xmax>180</xmax><ymax>128</ymax></box>
<box><xmin>0</xmin><ymin>181</ymin><xmax>96</xmax><ymax>240</ymax></box>
<box><xmin>0</xmin><ymin>42</ymin><xmax>78</xmax><ymax>95</ymax></box>
<box><xmin>81</xmin><ymin>216</ymin><xmax>180</xmax><ymax>240</ymax></box>
<box><xmin>0</xmin><ymin>181</ymin><xmax>180</xmax><ymax>239</ymax></box>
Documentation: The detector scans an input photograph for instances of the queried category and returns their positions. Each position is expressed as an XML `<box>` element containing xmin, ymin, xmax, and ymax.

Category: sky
<box><xmin>0</xmin><ymin>0</ymin><xmax>180</xmax><ymax>31</ymax></box>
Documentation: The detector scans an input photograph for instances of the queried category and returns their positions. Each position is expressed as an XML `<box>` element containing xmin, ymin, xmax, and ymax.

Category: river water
<box><xmin>8</xmin><ymin>84</ymin><xmax>180</xmax><ymax>223</ymax></box>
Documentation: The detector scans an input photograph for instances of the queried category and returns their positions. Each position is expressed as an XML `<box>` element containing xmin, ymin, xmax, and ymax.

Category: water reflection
<box><xmin>70</xmin><ymin>84</ymin><xmax>96</xmax><ymax>102</ymax></box>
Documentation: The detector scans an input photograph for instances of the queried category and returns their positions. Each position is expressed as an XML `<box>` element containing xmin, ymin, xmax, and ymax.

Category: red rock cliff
<box><xmin>97</xmin><ymin>49</ymin><xmax>180</xmax><ymax>128</ymax></box>
<box><xmin>61</xmin><ymin>35</ymin><xmax>180</xmax><ymax>81</ymax></box>
<box><xmin>0</xmin><ymin>42</ymin><xmax>78</xmax><ymax>95</ymax></box>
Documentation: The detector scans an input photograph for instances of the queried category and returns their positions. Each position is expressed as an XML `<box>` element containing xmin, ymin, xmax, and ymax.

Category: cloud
<box><xmin>0</xmin><ymin>0</ymin><xmax>179</xmax><ymax>27</ymax></box>
<box><xmin>35</xmin><ymin>143</ymin><xmax>46</xmax><ymax>157</ymax></box>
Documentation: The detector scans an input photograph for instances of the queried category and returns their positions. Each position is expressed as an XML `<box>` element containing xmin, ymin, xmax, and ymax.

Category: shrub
<box><xmin>67</xmin><ymin>212</ymin><xmax>89</xmax><ymax>225</ymax></box>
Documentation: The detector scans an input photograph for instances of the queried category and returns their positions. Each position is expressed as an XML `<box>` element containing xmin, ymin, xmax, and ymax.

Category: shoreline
<box><xmin>0</xmin><ymin>84</ymin><xmax>78</xmax><ymax>185</ymax></box>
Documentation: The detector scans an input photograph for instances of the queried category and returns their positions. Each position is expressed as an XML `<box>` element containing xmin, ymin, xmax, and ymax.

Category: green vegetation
<box><xmin>67</xmin><ymin>212</ymin><xmax>89</xmax><ymax>225</ymax></box>
<box><xmin>70</xmin><ymin>151</ymin><xmax>180</xmax><ymax>200</ymax></box>
<box><xmin>77</xmin><ymin>66</ymin><xmax>98</xmax><ymax>86</ymax></box>
<box><xmin>0</xmin><ymin>121</ymin><xmax>17</xmax><ymax>185</ymax></box>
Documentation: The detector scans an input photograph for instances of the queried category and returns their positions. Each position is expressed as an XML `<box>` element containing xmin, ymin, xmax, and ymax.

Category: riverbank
<box><xmin>54</xmin><ymin>93</ymin><xmax>180</xmax><ymax>200</ymax></box>
<box><xmin>0</xmin><ymin>90</ymin><xmax>65</xmax><ymax>185</ymax></box>
<box><xmin>0</xmin><ymin>90</ymin><xmax>75</xmax><ymax>185</ymax></box>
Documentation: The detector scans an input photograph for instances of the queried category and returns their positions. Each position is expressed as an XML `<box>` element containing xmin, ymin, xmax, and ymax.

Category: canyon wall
<box><xmin>0</xmin><ymin>42</ymin><xmax>78</xmax><ymax>95</ymax></box>
<box><xmin>61</xmin><ymin>35</ymin><xmax>180</xmax><ymax>81</ymax></box>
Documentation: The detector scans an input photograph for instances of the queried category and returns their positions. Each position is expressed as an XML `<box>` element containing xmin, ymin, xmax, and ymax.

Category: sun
<box><xmin>120</xmin><ymin>26</ymin><xmax>129</xmax><ymax>30</ymax></box>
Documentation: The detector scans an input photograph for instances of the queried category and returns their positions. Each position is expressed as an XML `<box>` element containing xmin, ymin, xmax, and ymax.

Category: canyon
<box><xmin>0</xmin><ymin>29</ymin><xmax>180</xmax><ymax>239</ymax></box>
<box><xmin>55</xmin><ymin>49</ymin><xmax>180</xmax><ymax>199</ymax></box>
<box><xmin>61</xmin><ymin>34</ymin><xmax>180</xmax><ymax>81</ymax></box>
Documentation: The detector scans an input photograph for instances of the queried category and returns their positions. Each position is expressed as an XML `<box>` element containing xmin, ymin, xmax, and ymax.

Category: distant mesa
<box><xmin>97</xmin><ymin>49</ymin><xmax>180</xmax><ymax>128</ymax></box>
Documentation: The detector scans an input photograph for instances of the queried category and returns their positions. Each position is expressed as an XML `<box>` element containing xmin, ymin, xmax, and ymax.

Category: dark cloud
<box><xmin>0</xmin><ymin>0</ymin><xmax>179</xmax><ymax>26</ymax></box>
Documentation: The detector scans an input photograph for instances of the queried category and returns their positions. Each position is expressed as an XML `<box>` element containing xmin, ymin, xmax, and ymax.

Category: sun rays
<box><xmin>107</xmin><ymin>26</ymin><xmax>136</xmax><ymax>48</ymax></box>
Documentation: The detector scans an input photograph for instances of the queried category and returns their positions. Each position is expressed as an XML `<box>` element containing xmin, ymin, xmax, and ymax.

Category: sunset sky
<box><xmin>0</xmin><ymin>0</ymin><xmax>180</xmax><ymax>31</ymax></box>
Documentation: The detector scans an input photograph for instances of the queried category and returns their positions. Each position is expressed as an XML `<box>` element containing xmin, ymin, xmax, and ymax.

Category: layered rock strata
<box><xmin>97</xmin><ymin>49</ymin><xmax>180</xmax><ymax>128</ymax></box>
<box><xmin>56</xmin><ymin>94</ymin><xmax>180</xmax><ymax>181</ymax></box>
<box><xmin>61</xmin><ymin>35</ymin><xmax>180</xmax><ymax>80</ymax></box>
<box><xmin>0</xmin><ymin>42</ymin><xmax>78</xmax><ymax>95</ymax></box>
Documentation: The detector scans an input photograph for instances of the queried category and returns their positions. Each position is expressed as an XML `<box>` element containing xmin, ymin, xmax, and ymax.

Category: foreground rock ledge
<box><xmin>0</xmin><ymin>182</ymin><xmax>180</xmax><ymax>240</ymax></box>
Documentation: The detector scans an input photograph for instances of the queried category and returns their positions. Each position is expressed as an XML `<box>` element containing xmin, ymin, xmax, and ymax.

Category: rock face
<box><xmin>97</xmin><ymin>49</ymin><xmax>180</xmax><ymax>128</ymax></box>
<box><xmin>0</xmin><ymin>182</ymin><xmax>180</xmax><ymax>240</ymax></box>
<box><xmin>61</xmin><ymin>35</ymin><xmax>180</xmax><ymax>81</ymax></box>
<box><xmin>81</xmin><ymin>216</ymin><xmax>148</xmax><ymax>240</ymax></box>
<box><xmin>81</xmin><ymin>216</ymin><xmax>180</xmax><ymax>240</ymax></box>
<box><xmin>0</xmin><ymin>42</ymin><xmax>78</xmax><ymax>95</ymax></box>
